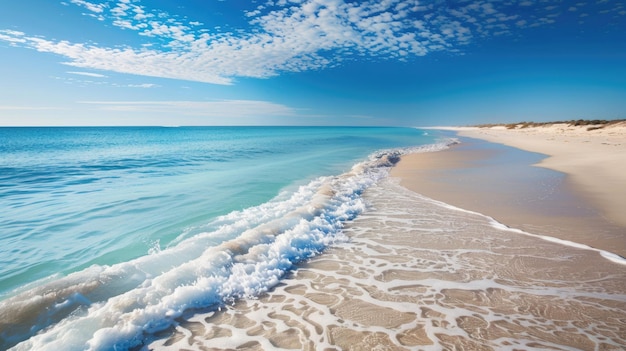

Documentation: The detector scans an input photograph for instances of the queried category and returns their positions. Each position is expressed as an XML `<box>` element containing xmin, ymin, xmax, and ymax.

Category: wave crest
<box><xmin>2</xmin><ymin>140</ymin><xmax>455</xmax><ymax>351</ymax></box>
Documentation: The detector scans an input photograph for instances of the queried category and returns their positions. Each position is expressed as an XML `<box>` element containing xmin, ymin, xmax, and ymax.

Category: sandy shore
<box><xmin>453</xmin><ymin>122</ymin><xmax>626</xmax><ymax>227</ymax></box>
<box><xmin>392</xmin><ymin>122</ymin><xmax>626</xmax><ymax>257</ymax></box>
<box><xmin>148</xmin><ymin>124</ymin><xmax>626</xmax><ymax>350</ymax></box>
<box><xmin>152</xmin><ymin>178</ymin><xmax>626</xmax><ymax>350</ymax></box>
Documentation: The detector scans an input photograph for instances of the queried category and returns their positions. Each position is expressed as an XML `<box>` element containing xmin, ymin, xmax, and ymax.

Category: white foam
<box><xmin>490</xmin><ymin>219</ymin><xmax>626</xmax><ymax>266</ymax></box>
<box><xmin>4</xmin><ymin>141</ymin><xmax>458</xmax><ymax>351</ymax></box>
<box><xmin>404</xmin><ymin>186</ymin><xmax>626</xmax><ymax>266</ymax></box>
<box><xmin>143</xmin><ymin>174</ymin><xmax>626</xmax><ymax>351</ymax></box>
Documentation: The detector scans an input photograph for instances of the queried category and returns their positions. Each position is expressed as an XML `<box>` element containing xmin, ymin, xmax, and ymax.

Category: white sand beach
<box><xmin>451</xmin><ymin>122</ymin><xmax>626</xmax><ymax>228</ymax></box>
<box><xmin>393</xmin><ymin>122</ymin><xmax>626</xmax><ymax>257</ymax></box>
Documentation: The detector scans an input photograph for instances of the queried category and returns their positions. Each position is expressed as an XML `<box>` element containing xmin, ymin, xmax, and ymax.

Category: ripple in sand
<box><xmin>149</xmin><ymin>179</ymin><xmax>626</xmax><ymax>350</ymax></box>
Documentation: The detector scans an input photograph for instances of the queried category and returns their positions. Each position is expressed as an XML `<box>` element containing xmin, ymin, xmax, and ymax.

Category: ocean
<box><xmin>1</xmin><ymin>126</ymin><xmax>625</xmax><ymax>351</ymax></box>
<box><xmin>0</xmin><ymin>126</ymin><xmax>444</xmax><ymax>349</ymax></box>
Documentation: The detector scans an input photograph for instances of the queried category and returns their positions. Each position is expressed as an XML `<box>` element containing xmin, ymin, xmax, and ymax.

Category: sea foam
<box><xmin>2</xmin><ymin>141</ymin><xmax>453</xmax><ymax>351</ymax></box>
<box><xmin>415</xmin><ymin>191</ymin><xmax>626</xmax><ymax>266</ymax></box>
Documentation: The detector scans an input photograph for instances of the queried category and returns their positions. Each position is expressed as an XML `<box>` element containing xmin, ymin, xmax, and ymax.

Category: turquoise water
<box><xmin>0</xmin><ymin>126</ymin><xmax>447</xmax><ymax>350</ymax></box>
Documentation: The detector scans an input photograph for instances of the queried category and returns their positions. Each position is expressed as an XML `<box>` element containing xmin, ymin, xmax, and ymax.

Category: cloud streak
<box><xmin>78</xmin><ymin>100</ymin><xmax>298</xmax><ymax>117</ymax></box>
<box><xmin>1</xmin><ymin>0</ymin><xmax>623</xmax><ymax>85</ymax></box>
<box><xmin>0</xmin><ymin>105</ymin><xmax>65</xmax><ymax>111</ymax></box>
<box><xmin>67</xmin><ymin>71</ymin><xmax>108</xmax><ymax>78</ymax></box>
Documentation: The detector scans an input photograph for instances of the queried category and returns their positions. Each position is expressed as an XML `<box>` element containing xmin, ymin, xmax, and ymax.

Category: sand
<box><xmin>392</xmin><ymin>122</ymin><xmax>626</xmax><ymax>258</ymax></box>
<box><xmin>148</xmin><ymin>122</ymin><xmax>626</xmax><ymax>350</ymax></box>
<box><xmin>151</xmin><ymin>178</ymin><xmax>626</xmax><ymax>351</ymax></box>
<box><xmin>453</xmin><ymin>122</ymin><xmax>626</xmax><ymax>228</ymax></box>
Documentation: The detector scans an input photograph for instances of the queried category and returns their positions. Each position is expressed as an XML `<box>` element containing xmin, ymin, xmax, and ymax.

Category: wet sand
<box><xmin>448</xmin><ymin>122</ymin><xmax>626</xmax><ymax>228</ymax></box>
<box><xmin>150</xmin><ymin>178</ymin><xmax>626</xmax><ymax>350</ymax></box>
<box><xmin>148</xmin><ymin>122</ymin><xmax>626</xmax><ymax>350</ymax></box>
<box><xmin>391</xmin><ymin>135</ymin><xmax>626</xmax><ymax>258</ymax></box>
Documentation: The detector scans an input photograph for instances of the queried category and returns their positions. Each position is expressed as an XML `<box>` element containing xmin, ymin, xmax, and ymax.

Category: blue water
<box><xmin>0</xmin><ymin>126</ymin><xmax>448</xmax><ymax>350</ymax></box>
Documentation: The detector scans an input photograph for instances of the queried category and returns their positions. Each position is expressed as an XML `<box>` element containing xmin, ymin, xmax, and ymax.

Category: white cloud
<box><xmin>0</xmin><ymin>0</ymin><xmax>607</xmax><ymax>85</ymax></box>
<box><xmin>55</xmin><ymin>74</ymin><xmax>161</xmax><ymax>89</ymax></box>
<box><xmin>70</xmin><ymin>0</ymin><xmax>106</xmax><ymax>13</ymax></box>
<box><xmin>0</xmin><ymin>29</ymin><xmax>27</xmax><ymax>44</ymax></box>
<box><xmin>126</xmin><ymin>83</ymin><xmax>159</xmax><ymax>88</ymax></box>
<box><xmin>0</xmin><ymin>105</ymin><xmax>64</xmax><ymax>111</ymax></box>
<box><xmin>67</xmin><ymin>71</ymin><xmax>108</xmax><ymax>78</ymax></box>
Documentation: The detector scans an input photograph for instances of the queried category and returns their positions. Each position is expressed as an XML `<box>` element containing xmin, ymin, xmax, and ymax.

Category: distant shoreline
<box><xmin>472</xmin><ymin>118</ymin><xmax>626</xmax><ymax>130</ymax></box>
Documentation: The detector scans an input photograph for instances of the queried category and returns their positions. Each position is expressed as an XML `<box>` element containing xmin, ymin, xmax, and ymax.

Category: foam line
<box><xmin>411</xmin><ymin>190</ymin><xmax>626</xmax><ymax>266</ymax></box>
<box><xmin>3</xmin><ymin>140</ymin><xmax>457</xmax><ymax>351</ymax></box>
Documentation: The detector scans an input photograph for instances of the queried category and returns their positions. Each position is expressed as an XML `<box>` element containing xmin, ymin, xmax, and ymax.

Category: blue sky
<box><xmin>1</xmin><ymin>0</ymin><xmax>625</xmax><ymax>126</ymax></box>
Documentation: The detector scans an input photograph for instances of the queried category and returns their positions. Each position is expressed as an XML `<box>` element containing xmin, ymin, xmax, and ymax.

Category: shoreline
<box><xmin>443</xmin><ymin>122</ymin><xmax>626</xmax><ymax>227</ymax></box>
<box><xmin>151</xmin><ymin>173</ymin><xmax>626</xmax><ymax>350</ymax></box>
<box><xmin>147</xmin><ymin>126</ymin><xmax>626</xmax><ymax>350</ymax></box>
<box><xmin>392</xmin><ymin>123</ymin><xmax>626</xmax><ymax>258</ymax></box>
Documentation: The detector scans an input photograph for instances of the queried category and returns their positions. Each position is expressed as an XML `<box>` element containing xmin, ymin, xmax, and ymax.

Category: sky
<box><xmin>0</xmin><ymin>0</ymin><xmax>625</xmax><ymax>126</ymax></box>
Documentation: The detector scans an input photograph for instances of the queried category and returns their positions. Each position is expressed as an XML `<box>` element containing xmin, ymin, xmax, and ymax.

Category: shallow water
<box><xmin>149</xmin><ymin>179</ymin><xmax>626</xmax><ymax>350</ymax></box>
<box><xmin>3</xmin><ymin>126</ymin><xmax>625</xmax><ymax>350</ymax></box>
<box><xmin>394</xmin><ymin>134</ymin><xmax>626</xmax><ymax>258</ymax></box>
<box><xmin>0</xmin><ymin>126</ymin><xmax>443</xmax><ymax>350</ymax></box>
<box><xmin>0</xmin><ymin>126</ymin><xmax>435</xmax><ymax>299</ymax></box>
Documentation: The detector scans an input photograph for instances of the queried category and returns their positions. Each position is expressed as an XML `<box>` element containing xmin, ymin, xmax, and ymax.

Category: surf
<box><xmin>1</xmin><ymin>140</ymin><xmax>453</xmax><ymax>351</ymax></box>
